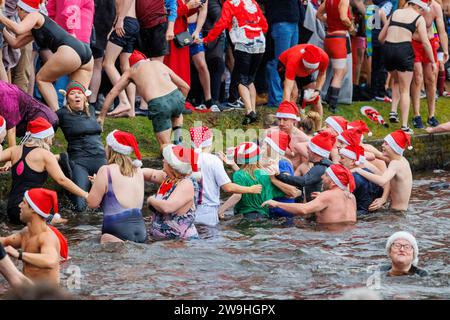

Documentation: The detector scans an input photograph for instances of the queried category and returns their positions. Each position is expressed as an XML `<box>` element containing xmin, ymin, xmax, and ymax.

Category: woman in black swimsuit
<box><xmin>378</xmin><ymin>0</ymin><xmax>436</xmax><ymax>134</ymax></box>
<box><xmin>0</xmin><ymin>1</ymin><xmax>94</xmax><ymax>112</ymax></box>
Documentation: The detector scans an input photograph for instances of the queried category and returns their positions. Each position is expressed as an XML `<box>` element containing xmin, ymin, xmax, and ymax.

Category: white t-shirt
<box><xmin>198</xmin><ymin>153</ymin><xmax>231</xmax><ymax>207</ymax></box>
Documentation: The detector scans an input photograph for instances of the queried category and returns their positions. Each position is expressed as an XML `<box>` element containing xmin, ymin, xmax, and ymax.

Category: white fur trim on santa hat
<box><xmin>17</xmin><ymin>0</ymin><xmax>40</xmax><ymax>12</ymax></box>
<box><xmin>302</xmin><ymin>59</ymin><xmax>319</xmax><ymax>69</ymax></box>
<box><xmin>408</xmin><ymin>0</ymin><xmax>431</xmax><ymax>12</ymax></box>
<box><xmin>264</xmin><ymin>136</ymin><xmax>285</xmax><ymax>156</ymax></box>
<box><xmin>384</xmin><ymin>134</ymin><xmax>404</xmax><ymax>156</ymax></box>
<box><xmin>162</xmin><ymin>145</ymin><xmax>192</xmax><ymax>176</ymax></box>
<box><xmin>106</xmin><ymin>130</ymin><xmax>133</xmax><ymax>155</ymax></box>
<box><xmin>132</xmin><ymin>159</ymin><xmax>143</xmax><ymax>168</ymax></box>
<box><xmin>308</xmin><ymin>141</ymin><xmax>330</xmax><ymax>158</ymax></box>
<box><xmin>0</xmin><ymin>119</ymin><xmax>6</xmax><ymax>134</ymax></box>
<box><xmin>339</xmin><ymin>148</ymin><xmax>365</xmax><ymax>164</ymax></box>
<box><xmin>325</xmin><ymin>117</ymin><xmax>345</xmax><ymax>134</ymax></box>
<box><xmin>24</xmin><ymin>191</ymin><xmax>50</xmax><ymax>219</ymax></box>
<box><xmin>191</xmin><ymin>137</ymin><xmax>213</xmax><ymax>150</ymax></box>
<box><xmin>275</xmin><ymin>113</ymin><xmax>300</xmax><ymax>121</ymax></box>
<box><xmin>337</xmin><ymin>135</ymin><xmax>349</xmax><ymax>146</ymax></box>
<box><xmin>325</xmin><ymin>167</ymin><xmax>347</xmax><ymax>191</ymax></box>
<box><xmin>386</xmin><ymin>231</ymin><xmax>419</xmax><ymax>266</ymax></box>
<box><xmin>30</xmin><ymin>126</ymin><xmax>54</xmax><ymax>139</ymax></box>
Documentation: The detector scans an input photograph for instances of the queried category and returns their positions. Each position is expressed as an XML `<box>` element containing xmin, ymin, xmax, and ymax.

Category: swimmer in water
<box><xmin>381</xmin><ymin>231</ymin><xmax>428</xmax><ymax>277</ymax></box>
<box><xmin>353</xmin><ymin>130</ymin><xmax>413</xmax><ymax>211</ymax></box>
<box><xmin>98</xmin><ymin>50</ymin><xmax>190</xmax><ymax>149</ymax></box>
<box><xmin>262</xmin><ymin>164</ymin><xmax>357</xmax><ymax>224</ymax></box>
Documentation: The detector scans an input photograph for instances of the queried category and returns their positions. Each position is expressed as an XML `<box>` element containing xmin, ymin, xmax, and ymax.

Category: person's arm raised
<box><xmin>316</xmin><ymin>1</ymin><xmax>327</xmax><ymax>24</ymax></box>
<box><xmin>44</xmin><ymin>150</ymin><xmax>89</xmax><ymax>198</ymax></box>
<box><xmin>354</xmin><ymin>160</ymin><xmax>399</xmax><ymax>187</ymax></box>
<box><xmin>142</xmin><ymin>168</ymin><xmax>167</xmax><ymax>185</ymax></box>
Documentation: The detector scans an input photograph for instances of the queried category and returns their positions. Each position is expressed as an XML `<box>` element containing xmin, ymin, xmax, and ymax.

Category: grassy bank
<box><xmin>52</xmin><ymin>98</ymin><xmax>450</xmax><ymax>158</ymax></box>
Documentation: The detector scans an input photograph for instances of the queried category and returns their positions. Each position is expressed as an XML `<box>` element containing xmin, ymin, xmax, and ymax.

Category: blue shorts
<box><xmin>188</xmin><ymin>23</ymin><xmax>205</xmax><ymax>57</ymax></box>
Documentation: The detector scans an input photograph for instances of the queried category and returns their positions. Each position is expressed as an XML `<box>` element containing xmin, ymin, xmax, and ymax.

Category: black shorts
<box><xmin>277</xmin><ymin>61</ymin><xmax>315</xmax><ymax>88</ymax></box>
<box><xmin>138</xmin><ymin>22</ymin><xmax>169</xmax><ymax>58</ymax></box>
<box><xmin>233</xmin><ymin>50</ymin><xmax>264</xmax><ymax>87</ymax></box>
<box><xmin>384</xmin><ymin>41</ymin><xmax>414</xmax><ymax>72</ymax></box>
<box><xmin>109</xmin><ymin>17</ymin><xmax>140</xmax><ymax>53</ymax></box>
<box><xmin>91</xmin><ymin>45</ymin><xmax>104</xmax><ymax>59</ymax></box>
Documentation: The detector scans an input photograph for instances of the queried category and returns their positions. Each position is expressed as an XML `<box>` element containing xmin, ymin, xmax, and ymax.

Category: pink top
<box><xmin>46</xmin><ymin>0</ymin><xmax>95</xmax><ymax>44</ymax></box>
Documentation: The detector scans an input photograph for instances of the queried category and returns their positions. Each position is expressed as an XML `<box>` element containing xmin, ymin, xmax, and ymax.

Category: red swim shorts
<box><xmin>324</xmin><ymin>35</ymin><xmax>350</xmax><ymax>60</ymax></box>
<box><xmin>412</xmin><ymin>37</ymin><xmax>439</xmax><ymax>64</ymax></box>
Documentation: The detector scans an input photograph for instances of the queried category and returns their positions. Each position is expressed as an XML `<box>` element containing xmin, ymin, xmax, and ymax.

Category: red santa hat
<box><xmin>276</xmin><ymin>101</ymin><xmax>300</xmax><ymax>121</ymax></box>
<box><xmin>338</xmin><ymin>128</ymin><xmax>363</xmax><ymax>146</ymax></box>
<box><xmin>24</xmin><ymin>188</ymin><xmax>58</xmax><ymax>219</ymax></box>
<box><xmin>129</xmin><ymin>50</ymin><xmax>148</xmax><ymax>67</ymax></box>
<box><xmin>325</xmin><ymin>116</ymin><xmax>348</xmax><ymax>135</ymax></box>
<box><xmin>0</xmin><ymin>116</ymin><xmax>6</xmax><ymax>135</ymax></box>
<box><xmin>190</xmin><ymin>126</ymin><xmax>213</xmax><ymax>152</ymax></box>
<box><xmin>234</xmin><ymin>142</ymin><xmax>260</xmax><ymax>165</ymax></box>
<box><xmin>348</xmin><ymin>120</ymin><xmax>372</xmax><ymax>137</ymax></box>
<box><xmin>384</xmin><ymin>130</ymin><xmax>413</xmax><ymax>155</ymax></box>
<box><xmin>106</xmin><ymin>130</ymin><xmax>142</xmax><ymax>167</ymax></box>
<box><xmin>339</xmin><ymin>144</ymin><xmax>366</xmax><ymax>165</ymax></box>
<box><xmin>325</xmin><ymin>164</ymin><xmax>356</xmax><ymax>193</ymax></box>
<box><xmin>301</xmin><ymin>45</ymin><xmax>321</xmax><ymax>69</ymax></box>
<box><xmin>308</xmin><ymin>131</ymin><xmax>336</xmax><ymax>158</ymax></box>
<box><xmin>408</xmin><ymin>0</ymin><xmax>431</xmax><ymax>11</ymax></box>
<box><xmin>26</xmin><ymin>117</ymin><xmax>55</xmax><ymax>139</ymax></box>
<box><xmin>17</xmin><ymin>0</ymin><xmax>41</xmax><ymax>12</ymax></box>
<box><xmin>264</xmin><ymin>130</ymin><xmax>290</xmax><ymax>156</ymax></box>
<box><xmin>162</xmin><ymin>144</ymin><xmax>201</xmax><ymax>180</ymax></box>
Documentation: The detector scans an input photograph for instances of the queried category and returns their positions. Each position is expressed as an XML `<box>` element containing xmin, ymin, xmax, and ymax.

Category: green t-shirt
<box><xmin>232</xmin><ymin>169</ymin><xmax>285</xmax><ymax>216</ymax></box>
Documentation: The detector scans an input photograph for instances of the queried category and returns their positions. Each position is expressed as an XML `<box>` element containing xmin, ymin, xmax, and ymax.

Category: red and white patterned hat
<box><xmin>106</xmin><ymin>130</ymin><xmax>142</xmax><ymax>167</ymax></box>
<box><xmin>325</xmin><ymin>116</ymin><xmax>348</xmax><ymax>135</ymax></box>
<box><xmin>276</xmin><ymin>101</ymin><xmax>300</xmax><ymax>121</ymax></box>
<box><xmin>384</xmin><ymin>130</ymin><xmax>413</xmax><ymax>155</ymax></box>
<box><xmin>308</xmin><ymin>131</ymin><xmax>336</xmax><ymax>158</ymax></box>
<box><xmin>162</xmin><ymin>144</ymin><xmax>201</xmax><ymax>180</ymax></box>
<box><xmin>190</xmin><ymin>126</ymin><xmax>213</xmax><ymax>152</ymax></box>
<box><xmin>264</xmin><ymin>130</ymin><xmax>290</xmax><ymax>156</ymax></box>
<box><xmin>24</xmin><ymin>188</ymin><xmax>58</xmax><ymax>219</ymax></box>
<box><xmin>234</xmin><ymin>142</ymin><xmax>260</xmax><ymax>165</ymax></box>
<box><xmin>325</xmin><ymin>164</ymin><xmax>356</xmax><ymax>192</ymax></box>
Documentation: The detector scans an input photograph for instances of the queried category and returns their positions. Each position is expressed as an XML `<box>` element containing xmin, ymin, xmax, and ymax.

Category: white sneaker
<box><xmin>195</xmin><ymin>104</ymin><xmax>207</xmax><ymax>110</ymax></box>
<box><xmin>210</xmin><ymin>104</ymin><xmax>221</xmax><ymax>112</ymax></box>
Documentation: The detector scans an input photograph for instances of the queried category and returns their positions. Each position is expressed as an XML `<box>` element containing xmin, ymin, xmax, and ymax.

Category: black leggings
<box><xmin>0</xmin><ymin>243</ymin><xmax>6</xmax><ymax>260</ymax></box>
<box><xmin>68</xmin><ymin>157</ymin><xmax>106</xmax><ymax>212</ymax></box>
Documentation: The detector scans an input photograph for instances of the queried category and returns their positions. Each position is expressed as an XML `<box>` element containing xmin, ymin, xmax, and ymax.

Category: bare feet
<box><xmin>107</xmin><ymin>102</ymin><xmax>132</xmax><ymax>117</ymax></box>
<box><xmin>110</xmin><ymin>109</ymin><xmax>136</xmax><ymax>118</ymax></box>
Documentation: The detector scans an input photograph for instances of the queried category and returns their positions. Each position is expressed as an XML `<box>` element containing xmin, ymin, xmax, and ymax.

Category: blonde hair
<box><xmin>24</xmin><ymin>136</ymin><xmax>53</xmax><ymax>151</ymax></box>
<box><xmin>263</xmin><ymin>114</ymin><xmax>279</xmax><ymax>129</ymax></box>
<box><xmin>298</xmin><ymin>111</ymin><xmax>321</xmax><ymax>135</ymax></box>
<box><xmin>65</xmin><ymin>97</ymin><xmax>90</xmax><ymax>117</ymax></box>
<box><xmin>106</xmin><ymin>146</ymin><xmax>137</xmax><ymax>177</ymax></box>
<box><xmin>242</xmin><ymin>163</ymin><xmax>262</xmax><ymax>180</ymax></box>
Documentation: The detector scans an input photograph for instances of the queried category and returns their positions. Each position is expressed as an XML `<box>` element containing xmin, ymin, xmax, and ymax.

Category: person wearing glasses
<box><xmin>381</xmin><ymin>231</ymin><xmax>428</xmax><ymax>277</ymax></box>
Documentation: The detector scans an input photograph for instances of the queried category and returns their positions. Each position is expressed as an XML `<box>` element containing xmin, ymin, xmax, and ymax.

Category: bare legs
<box><xmin>393</xmin><ymin>70</ymin><xmax>414</xmax><ymax>128</ymax></box>
<box><xmin>192</xmin><ymin>52</ymin><xmax>212</xmax><ymax>102</ymax></box>
<box><xmin>89</xmin><ymin>57</ymin><xmax>104</xmax><ymax>105</ymax></box>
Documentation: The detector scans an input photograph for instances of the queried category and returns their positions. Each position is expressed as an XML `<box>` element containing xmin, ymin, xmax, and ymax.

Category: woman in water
<box><xmin>0</xmin><ymin>117</ymin><xmax>88</xmax><ymax>224</ymax></box>
<box><xmin>57</xmin><ymin>81</ymin><xmax>107</xmax><ymax>212</ymax></box>
<box><xmin>147</xmin><ymin>144</ymin><xmax>201</xmax><ymax>240</ymax></box>
<box><xmin>86</xmin><ymin>130</ymin><xmax>147</xmax><ymax>243</ymax></box>
<box><xmin>0</xmin><ymin>0</ymin><xmax>94</xmax><ymax>111</ymax></box>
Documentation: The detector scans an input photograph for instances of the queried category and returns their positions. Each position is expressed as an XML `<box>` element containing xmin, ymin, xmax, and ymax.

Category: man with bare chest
<box><xmin>0</xmin><ymin>188</ymin><xmax>64</xmax><ymax>285</ymax></box>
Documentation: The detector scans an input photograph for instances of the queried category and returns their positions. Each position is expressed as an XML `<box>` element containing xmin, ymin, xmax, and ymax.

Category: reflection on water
<box><xmin>0</xmin><ymin>171</ymin><xmax>449</xmax><ymax>299</ymax></box>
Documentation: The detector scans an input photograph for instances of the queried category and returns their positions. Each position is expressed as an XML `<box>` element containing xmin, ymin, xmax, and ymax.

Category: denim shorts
<box><xmin>109</xmin><ymin>17</ymin><xmax>140</xmax><ymax>53</ymax></box>
<box><xmin>188</xmin><ymin>23</ymin><xmax>205</xmax><ymax>57</ymax></box>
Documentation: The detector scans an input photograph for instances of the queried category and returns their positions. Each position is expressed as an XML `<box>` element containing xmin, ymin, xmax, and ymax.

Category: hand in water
<box><xmin>368</xmin><ymin>198</ymin><xmax>386</xmax><ymax>211</ymax></box>
<box><xmin>0</xmin><ymin>161</ymin><xmax>12</xmax><ymax>172</ymax></box>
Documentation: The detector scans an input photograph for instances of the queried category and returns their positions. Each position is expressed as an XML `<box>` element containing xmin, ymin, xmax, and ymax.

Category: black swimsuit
<box><xmin>6</xmin><ymin>146</ymin><xmax>49</xmax><ymax>225</ymax></box>
<box><xmin>31</xmin><ymin>13</ymin><xmax>92</xmax><ymax>65</ymax></box>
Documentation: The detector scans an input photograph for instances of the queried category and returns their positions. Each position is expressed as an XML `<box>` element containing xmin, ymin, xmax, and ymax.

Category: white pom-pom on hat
<box><xmin>132</xmin><ymin>159</ymin><xmax>143</xmax><ymax>168</ymax></box>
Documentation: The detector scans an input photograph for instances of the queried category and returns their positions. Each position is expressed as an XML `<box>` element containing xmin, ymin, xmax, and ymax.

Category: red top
<box><xmin>279</xmin><ymin>44</ymin><xmax>329</xmax><ymax>79</ymax></box>
<box><xmin>203</xmin><ymin>0</ymin><xmax>268</xmax><ymax>44</ymax></box>
<box><xmin>174</xmin><ymin>0</ymin><xmax>199</xmax><ymax>35</ymax></box>
<box><xmin>136</xmin><ymin>0</ymin><xmax>167</xmax><ymax>29</ymax></box>
<box><xmin>325</xmin><ymin>0</ymin><xmax>352</xmax><ymax>33</ymax></box>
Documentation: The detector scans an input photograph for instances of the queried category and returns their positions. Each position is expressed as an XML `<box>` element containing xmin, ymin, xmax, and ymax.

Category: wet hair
<box><xmin>297</xmin><ymin>111</ymin><xmax>321</xmax><ymax>135</ymax></box>
<box><xmin>5</xmin><ymin>282</ymin><xmax>75</xmax><ymax>300</ymax></box>
<box><xmin>106</xmin><ymin>146</ymin><xmax>137</xmax><ymax>177</ymax></box>
<box><xmin>263</xmin><ymin>114</ymin><xmax>279</xmax><ymax>129</ymax></box>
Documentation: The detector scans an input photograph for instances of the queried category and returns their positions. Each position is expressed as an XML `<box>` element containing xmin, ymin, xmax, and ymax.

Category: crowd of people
<box><xmin>0</xmin><ymin>0</ymin><xmax>446</xmax><ymax>293</ymax></box>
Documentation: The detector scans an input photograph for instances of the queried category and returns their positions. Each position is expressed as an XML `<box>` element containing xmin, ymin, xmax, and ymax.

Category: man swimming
<box><xmin>353</xmin><ymin>130</ymin><xmax>413</xmax><ymax>211</ymax></box>
<box><xmin>262</xmin><ymin>164</ymin><xmax>357</xmax><ymax>224</ymax></box>
<box><xmin>98</xmin><ymin>50</ymin><xmax>190</xmax><ymax>149</ymax></box>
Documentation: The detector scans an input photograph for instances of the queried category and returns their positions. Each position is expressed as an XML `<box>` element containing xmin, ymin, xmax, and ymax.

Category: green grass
<box><xmin>51</xmin><ymin>98</ymin><xmax>450</xmax><ymax>158</ymax></box>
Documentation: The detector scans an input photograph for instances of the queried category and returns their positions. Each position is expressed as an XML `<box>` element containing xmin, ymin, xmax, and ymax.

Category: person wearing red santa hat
<box><xmin>0</xmin><ymin>0</ymin><xmax>94</xmax><ymax>111</ymax></box>
<box><xmin>338</xmin><ymin>143</ymin><xmax>384</xmax><ymax>215</ymax></box>
<box><xmin>277</xmin><ymin>44</ymin><xmax>328</xmax><ymax>117</ymax></box>
<box><xmin>182</xmin><ymin>126</ymin><xmax>262</xmax><ymax>227</ymax></box>
<box><xmin>0</xmin><ymin>117</ymin><xmax>88</xmax><ymax>224</ymax></box>
<box><xmin>98</xmin><ymin>50</ymin><xmax>190</xmax><ymax>149</ymax></box>
<box><xmin>0</xmin><ymin>188</ymin><xmax>67</xmax><ymax>285</ymax></box>
<box><xmin>272</xmin><ymin>131</ymin><xmax>334</xmax><ymax>202</ymax></box>
<box><xmin>354</xmin><ymin>130</ymin><xmax>413</xmax><ymax>211</ymax></box>
<box><xmin>86</xmin><ymin>130</ymin><xmax>147</xmax><ymax>244</ymax></box>
<box><xmin>147</xmin><ymin>144</ymin><xmax>203</xmax><ymax>240</ymax></box>
<box><xmin>262</xmin><ymin>164</ymin><xmax>356</xmax><ymax>224</ymax></box>
<box><xmin>0</xmin><ymin>115</ymin><xmax>7</xmax><ymax>152</ymax></box>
